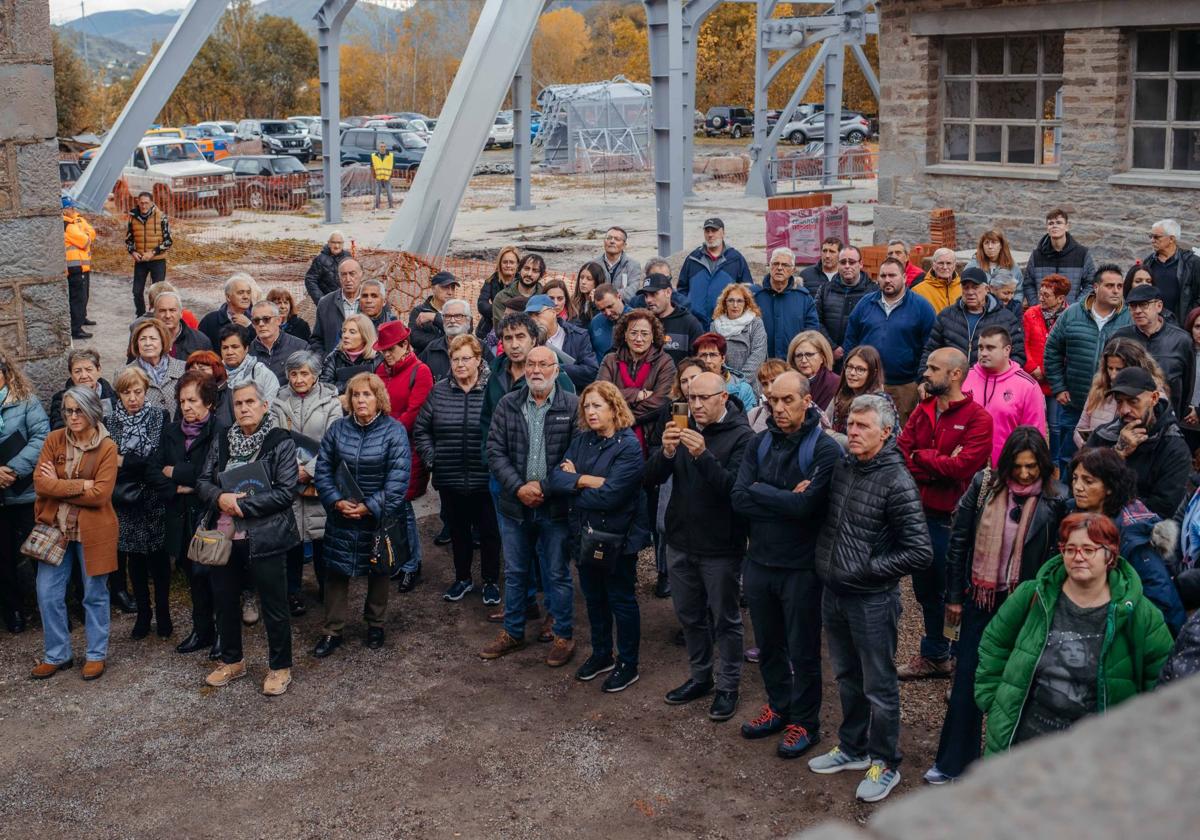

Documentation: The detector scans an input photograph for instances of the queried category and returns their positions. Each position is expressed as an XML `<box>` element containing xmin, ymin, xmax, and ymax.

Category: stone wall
<box><xmin>0</xmin><ymin>0</ymin><xmax>71</xmax><ymax>397</ymax></box>
<box><xmin>874</xmin><ymin>0</ymin><xmax>1199</xmax><ymax>266</ymax></box>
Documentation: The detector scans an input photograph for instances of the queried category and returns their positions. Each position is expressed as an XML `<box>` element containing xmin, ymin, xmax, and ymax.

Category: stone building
<box><xmin>0</xmin><ymin>0</ymin><xmax>72</xmax><ymax>397</ymax></box>
<box><xmin>874</xmin><ymin>0</ymin><xmax>1200</xmax><ymax>266</ymax></box>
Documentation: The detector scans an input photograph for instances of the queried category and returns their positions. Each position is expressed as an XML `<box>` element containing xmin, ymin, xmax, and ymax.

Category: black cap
<box><xmin>504</xmin><ymin>295</ymin><xmax>530</xmax><ymax>313</ymax></box>
<box><xmin>1107</xmin><ymin>366</ymin><xmax>1158</xmax><ymax>398</ymax></box>
<box><xmin>430</xmin><ymin>270</ymin><xmax>459</xmax><ymax>287</ymax></box>
<box><xmin>960</xmin><ymin>266</ymin><xmax>988</xmax><ymax>286</ymax></box>
<box><xmin>639</xmin><ymin>272</ymin><xmax>672</xmax><ymax>294</ymax></box>
<box><xmin>1126</xmin><ymin>284</ymin><xmax>1163</xmax><ymax>304</ymax></box>
<box><xmin>703</xmin><ymin>217</ymin><xmax>724</xmax><ymax>230</ymax></box>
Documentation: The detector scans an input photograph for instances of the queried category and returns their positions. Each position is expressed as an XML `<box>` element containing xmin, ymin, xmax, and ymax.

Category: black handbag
<box><xmin>579</xmin><ymin>523</ymin><xmax>626</xmax><ymax>573</ymax></box>
<box><xmin>112</xmin><ymin>478</ymin><xmax>149</xmax><ymax>507</ymax></box>
<box><xmin>370</xmin><ymin>513</ymin><xmax>409</xmax><ymax>576</ymax></box>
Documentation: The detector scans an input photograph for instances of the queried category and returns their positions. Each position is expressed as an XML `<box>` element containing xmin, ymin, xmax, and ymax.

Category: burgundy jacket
<box><xmin>897</xmin><ymin>393</ymin><xmax>993</xmax><ymax>515</ymax></box>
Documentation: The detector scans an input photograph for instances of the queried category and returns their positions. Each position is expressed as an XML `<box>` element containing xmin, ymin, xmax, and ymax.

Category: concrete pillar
<box><xmin>0</xmin><ymin>0</ymin><xmax>71</xmax><ymax>397</ymax></box>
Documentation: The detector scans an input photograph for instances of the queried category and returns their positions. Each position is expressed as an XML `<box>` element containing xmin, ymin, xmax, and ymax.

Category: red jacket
<box><xmin>1022</xmin><ymin>305</ymin><xmax>1056</xmax><ymax>396</ymax></box>
<box><xmin>376</xmin><ymin>351</ymin><xmax>434</xmax><ymax>500</ymax></box>
<box><xmin>897</xmin><ymin>393</ymin><xmax>993</xmax><ymax>515</ymax></box>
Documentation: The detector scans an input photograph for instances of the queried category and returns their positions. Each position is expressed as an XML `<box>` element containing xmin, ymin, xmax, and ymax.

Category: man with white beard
<box><xmin>420</xmin><ymin>299</ymin><xmax>490</xmax><ymax>381</ymax></box>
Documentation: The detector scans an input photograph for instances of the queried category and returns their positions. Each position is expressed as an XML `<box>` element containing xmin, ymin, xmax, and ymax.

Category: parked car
<box><xmin>704</xmin><ymin>106</ymin><xmax>753</xmax><ymax>138</ymax></box>
<box><xmin>288</xmin><ymin>115</ymin><xmax>321</xmax><ymax>135</ymax></box>
<box><xmin>59</xmin><ymin>159</ymin><xmax>82</xmax><ymax>188</ymax></box>
<box><xmin>487</xmin><ymin>115</ymin><xmax>514</xmax><ymax>149</ymax></box>
<box><xmin>782</xmin><ymin>111</ymin><xmax>872</xmax><ymax>145</ymax></box>
<box><xmin>198</xmin><ymin>120</ymin><xmax>239</xmax><ymax>137</ymax></box>
<box><xmin>182</xmin><ymin>125</ymin><xmax>233</xmax><ymax>161</ymax></box>
<box><xmin>339</xmin><ymin>128</ymin><xmax>426</xmax><ymax>173</ymax></box>
<box><xmin>216</xmin><ymin>154</ymin><xmax>312</xmax><ymax>210</ymax></box>
<box><xmin>235</xmin><ymin>119</ymin><xmax>314</xmax><ymax>162</ymax></box>
<box><xmin>114</xmin><ymin>138</ymin><xmax>237</xmax><ymax>215</ymax></box>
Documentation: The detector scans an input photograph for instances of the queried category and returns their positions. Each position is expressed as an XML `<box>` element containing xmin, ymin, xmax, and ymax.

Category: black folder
<box><xmin>0</xmin><ymin>431</ymin><xmax>32</xmax><ymax>493</ymax></box>
<box><xmin>335</xmin><ymin>461</ymin><xmax>363</xmax><ymax>502</ymax></box>
<box><xmin>218</xmin><ymin>462</ymin><xmax>272</xmax><ymax>496</ymax></box>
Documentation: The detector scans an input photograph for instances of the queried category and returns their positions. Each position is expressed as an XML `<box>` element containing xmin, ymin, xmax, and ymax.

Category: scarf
<box><xmin>225</xmin><ymin>354</ymin><xmax>258</xmax><ymax>389</ymax></box>
<box><xmin>138</xmin><ymin>355</ymin><xmax>169</xmax><ymax>387</ymax></box>
<box><xmin>712</xmin><ymin>312</ymin><xmax>755</xmax><ymax>338</ymax></box>
<box><xmin>57</xmin><ymin>424</ymin><xmax>110</xmax><ymax>539</ymax></box>
<box><xmin>227</xmin><ymin>412</ymin><xmax>276</xmax><ymax>463</ymax></box>
<box><xmin>111</xmin><ymin>402</ymin><xmax>162</xmax><ymax>458</ymax></box>
<box><xmin>0</xmin><ymin>386</ymin><xmax>8</xmax><ymax>438</ymax></box>
<box><xmin>1040</xmin><ymin>303</ymin><xmax>1064</xmax><ymax>331</ymax></box>
<box><xmin>970</xmin><ymin>476</ymin><xmax>1043</xmax><ymax>610</ymax></box>
<box><xmin>344</xmin><ymin>347</ymin><xmax>365</xmax><ymax>361</ymax></box>
<box><xmin>181</xmin><ymin>416</ymin><xmax>208</xmax><ymax>452</ymax></box>
<box><xmin>617</xmin><ymin>356</ymin><xmax>654</xmax><ymax>455</ymax></box>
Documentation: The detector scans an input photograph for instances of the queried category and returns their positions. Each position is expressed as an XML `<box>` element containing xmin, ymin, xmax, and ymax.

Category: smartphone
<box><xmin>671</xmin><ymin>401</ymin><xmax>689</xmax><ymax>430</ymax></box>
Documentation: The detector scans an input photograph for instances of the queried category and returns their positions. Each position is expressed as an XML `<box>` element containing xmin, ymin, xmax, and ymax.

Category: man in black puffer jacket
<box><xmin>809</xmin><ymin>394</ymin><xmax>931</xmax><ymax>802</ymax></box>
<box><xmin>732</xmin><ymin>371</ymin><xmax>841</xmax><ymax>757</ymax></box>
<box><xmin>646</xmin><ymin>371</ymin><xmax>755</xmax><ymax>722</ymax></box>
<box><xmin>814</xmin><ymin>246</ymin><xmax>875</xmax><ymax>361</ymax></box>
<box><xmin>303</xmin><ymin>233</ymin><xmax>349</xmax><ymax>306</ymax></box>
<box><xmin>918</xmin><ymin>268</ymin><xmax>1025</xmax><ymax>373</ymax></box>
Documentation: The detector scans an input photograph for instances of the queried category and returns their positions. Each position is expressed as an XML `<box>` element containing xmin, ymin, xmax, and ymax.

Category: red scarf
<box><xmin>618</xmin><ymin>358</ymin><xmax>652</xmax><ymax>454</ymax></box>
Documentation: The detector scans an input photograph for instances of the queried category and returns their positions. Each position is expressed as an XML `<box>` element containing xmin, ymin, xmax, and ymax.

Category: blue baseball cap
<box><xmin>61</xmin><ymin>194</ymin><xmax>75</xmax><ymax>209</ymax></box>
<box><xmin>525</xmin><ymin>294</ymin><xmax>556</xmax><ymax>314</ymax></box>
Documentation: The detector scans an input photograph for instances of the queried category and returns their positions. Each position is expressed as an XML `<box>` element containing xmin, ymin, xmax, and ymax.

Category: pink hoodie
<box><xmin>963</xmin><ymin>360</ymin><xmax>1047</xmax><ymax>466</ymax></box>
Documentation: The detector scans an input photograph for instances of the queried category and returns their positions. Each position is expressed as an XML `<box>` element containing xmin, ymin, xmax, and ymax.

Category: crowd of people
<box><xmin>23</xmin><ymin>204</ymin><xmax>1200</xmax><ymax>802</ymax></box>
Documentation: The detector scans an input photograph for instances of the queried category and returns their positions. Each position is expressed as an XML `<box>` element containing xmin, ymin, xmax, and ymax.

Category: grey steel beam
<box><xmin>680</xmin><ymin>0</ymin><xmax>724</xmax><ymax>198</ymax></box>
<box><xmin>510</xmin><ymin>43</ymin><xmax>534</xmax><ymax>211</ymax></box>
<box><xmin>70</xmin><ymin>0</ymin><xmax>228</xmax><ymax>212</ymax></box>
<box><xmin>381</xmin><ymin>0</ymin><xmax>545</xmax><ymax>254</ymax></box>
<box><xmin>850</xmin><ymin>41</ymin><xmax>880</xmax><ymax>102</ymax></box>
<box><xmin>317</xmin><ymin>0</ymin><xmax>357</xmax><ymax>225</ymax></box>
<box><xmin>820</xmin><ymin>37</ymin><xmax>845</xmax><ymax>189</ymax></box>
<box><xmin>747</xmin><ymin>0</ymin><xmax>779</xmax><ymax>199</ymax></box>
<box><xmin>645</xmin><ymin>0</ymin><xmax>684</xmax><ymax>257</ymax></box>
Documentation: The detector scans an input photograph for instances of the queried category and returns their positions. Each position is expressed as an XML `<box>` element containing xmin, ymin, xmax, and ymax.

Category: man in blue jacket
<box><xmin>731</xmin><ymin>370</ymin><xmax>841</xmax><ymax>759</ymax></box>
<box><xmin>587</xmin><ymin>283</ymin><xmax>630</xmax><ymax>359</ymax></box>
<box><xmin>678</xmin><ymin>217</ymin><xmax>753</xmax><ymax>329</ymax></box>
<box><xmin>843</xmin><ymin>258</ymin><xmax>936</xmax><ymax>422</ymax></box>
<box><xmin>754</xmin><ymin>246</ymin><xmax>820</xmax><ymax>360</ymax></box>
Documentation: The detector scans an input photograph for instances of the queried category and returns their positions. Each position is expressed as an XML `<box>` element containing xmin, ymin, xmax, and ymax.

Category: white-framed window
<box><xmin>1130</xmin><ymin>29</ymin><xmax>1200</xmax><ymax>171</ymax></box>
<box><xmin>941</xmin><ymin>33</ymin><xmax>1063</xmax><ymax>166</ymax></box>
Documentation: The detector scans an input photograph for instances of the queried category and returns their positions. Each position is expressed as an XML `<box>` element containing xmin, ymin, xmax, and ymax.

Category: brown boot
<box><xmin>81</xmin><ymin>660</ymin><xmax>105</xmax><ymax>680</ymax></box>
<box><xmin>30</xmin><ymin>659</ymin><xmax>73</xmax><ymax>679</ymax></box>
<box><xmin>897</xmin><ymin>654</ymin><xmax>953</xmax><ymax>680</ymax></box>
<box><xmin>546</xmin><ymin>637</ymin><xmax>575</xmax><ymax>668</ymax></box>
<box><xmin>538</xmin><ymin>612</ymin><xmax>555</xmax><ymax>643</ymax></box>
<box><xmin>480</xmin><ymin>630</ymin><xmax>525</xmax><ymax>660</ymax></box>
<box><xmin>262</xmin><ymin>668</ymin><xmax>292</xmax><ymax>696</ymax></box>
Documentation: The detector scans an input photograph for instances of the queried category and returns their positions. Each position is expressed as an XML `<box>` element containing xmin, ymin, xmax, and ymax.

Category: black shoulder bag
<box><xmin>577</xmin><ymin>441</ymin><xmax>633</xmax><ymax>574</ymax></box>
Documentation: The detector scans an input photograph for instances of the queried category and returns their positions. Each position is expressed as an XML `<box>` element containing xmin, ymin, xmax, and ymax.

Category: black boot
<box><xmin>112</xmin><ymin>590</ymin><xmax>137</xmax><ymax>615</ymax></box>
<box><xmin>4</xmin><ymin>609</ymin><xmax>24</xmax><ymax>634</ymax></box>
<box><xmin>131</xmin><ymin>612</ymin><xmax>151</xmax><ymax>640</ymax></box>
<box><xmin>175</xmin><ymin>631</ymin><xmax>212</xmax><ymax>654</ymax></box>
<box><xmin>208</xmin><ymin>636</ymin><xmax>222</xmax><ymax>660</ymax></box>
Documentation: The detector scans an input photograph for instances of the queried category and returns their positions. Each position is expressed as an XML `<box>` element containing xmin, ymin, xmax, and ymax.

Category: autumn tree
<box><xmin>53</xmin><ymin>29</ymin><xmax>92</xmax><ymax>136</ymax></box>
<box><xmin>531</xmin><ymin>8</ymin><xmax>590</xmax><ymax>92</ymax></box>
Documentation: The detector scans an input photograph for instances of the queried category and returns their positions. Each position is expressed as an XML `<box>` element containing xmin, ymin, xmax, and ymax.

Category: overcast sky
<box><xmin>49</xmin><ymin>0</ymin><xmax>414</xmax><ymax>24</ymax></box>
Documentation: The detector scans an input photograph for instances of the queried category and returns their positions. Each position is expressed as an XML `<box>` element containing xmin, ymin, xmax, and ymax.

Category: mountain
<box><xmin>59</xmin><ymin>9</ymin><xmax>180</xmax><ymax>53</ymax></box>
<box><xmin>55</xmin><ymin>25</ymin><xmax>147</xmax><ymax>77</ymax></box>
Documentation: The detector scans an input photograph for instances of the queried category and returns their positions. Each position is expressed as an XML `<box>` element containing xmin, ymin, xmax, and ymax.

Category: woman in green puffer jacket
<box><xmin>975</xmin><ymin>511</ymin><xmax>1173</xmax><ymax>755</ymax></box>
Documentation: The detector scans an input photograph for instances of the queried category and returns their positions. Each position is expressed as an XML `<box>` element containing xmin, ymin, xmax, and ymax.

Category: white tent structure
<box><xmin>535</xmin><ymin>77</ymin><xmax>652</xmax><ymax>173</ymax></box>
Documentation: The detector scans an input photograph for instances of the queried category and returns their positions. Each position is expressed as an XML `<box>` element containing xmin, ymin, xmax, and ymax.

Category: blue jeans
<box><xmin>490</xmin><ymin>475</ymin><xmax>540</xmax><ymax>604</ymax></box>
<box><xmin>400</xmin><ymin>501</ymin><xmax>422</xmax><ymax>574</ymax></box>
<box><xmin>36</xmin><ymin>541</ymin><xmax>110</xmax><ymax>664</ymax></box>
<box><xmin>578</xmin><ymin>553</ymin><xmax>640</xmax><ymax>666</ymax></box>
<box><xmin>497</xmin><ymin>509</ymin><xmax>573</xmax><ymax>641</ymax></box>
<box><xmin>823</xmin><ymin>586</ymin><xmax>903</xmax><ymax>767</ymax></box>
<box><xmin>1055</xmin><ymin>403</ymin><xmax>1083</xmax><ymax>474</ymax></box>
<box><xmin>1044</xmin><ymin>395</ymin><xmax>1062</xmax><ymax>466</ymax></box>
<box><xmin>911</xmin><ymin>513</ymin><xmax>951</xmax><ymax>662</ymax></box>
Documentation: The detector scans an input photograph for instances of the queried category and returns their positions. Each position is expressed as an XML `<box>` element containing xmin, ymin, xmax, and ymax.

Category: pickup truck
<box><xmin>113</xmin><ymin>138</ymin><xmax>237</xmax><ymax>215</ymax></box>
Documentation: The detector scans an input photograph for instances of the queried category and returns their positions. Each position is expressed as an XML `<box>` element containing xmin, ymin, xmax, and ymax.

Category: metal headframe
<box><xmin>316</xmin><ymin>0</ymin><xmax>358</xmax><ymax>225</ymax></box>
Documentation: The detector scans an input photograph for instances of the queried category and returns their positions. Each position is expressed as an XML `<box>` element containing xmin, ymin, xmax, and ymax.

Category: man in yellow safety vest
<box><xmin>371</xmin><ymin>142</ymin><xmax>394</xmax><ymax>210</ymax></box>
<box><xmin>63</xmin><ymin>195</ymin><xmax>96</xmax><ymax>339</ymax></box>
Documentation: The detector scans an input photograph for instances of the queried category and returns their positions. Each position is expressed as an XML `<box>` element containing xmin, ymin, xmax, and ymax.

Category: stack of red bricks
<box><xmin>929</xmin><ymin>208</ymin><xmax>957</xmax><ymax>249</ymax></box>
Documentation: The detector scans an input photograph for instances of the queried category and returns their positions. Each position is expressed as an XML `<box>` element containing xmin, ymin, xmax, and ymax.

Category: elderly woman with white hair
<box><xmin>30</xmin><ymin>385</ymin><xmax>119</xmax><ymax>681</ymax></box>
<box><xmin>271</xmin><ymin>350</ymin><xmax>343</xmax><ymax>612</ymax></box>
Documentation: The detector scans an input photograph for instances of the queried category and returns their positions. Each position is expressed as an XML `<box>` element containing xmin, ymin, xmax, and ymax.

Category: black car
<box><xmin>704</xmin><ymin>106</ymin><xmax>754</xmax><ymax>138</ymax></box>
<box><xmin>235</xmin><ymin>119</ymin><xmax>314</xmax><ymax>162</ymax></box>
<box><xmin>59</xmin><ymin>159</ymin><xmax>82</xmax><ymax>187</ymax></box>
<box><xmin>216</xmin><ymin>155</ymin><xmax>312</xmax><ymax>210</ymax></box>
<box><xmin>339</xmin><ymin>128</ymin><xmax>425</xmax><ymax>172</ymax></box>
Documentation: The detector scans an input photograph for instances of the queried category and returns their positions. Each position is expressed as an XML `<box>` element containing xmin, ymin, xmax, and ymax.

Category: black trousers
<box><xmin>0</xmin><ymin>503</ymin><xmax>35</xmax><ymax>618</ymax></box>
<box><xmin>132</xmin><ymin>258</ymin><xmax>166</xmax><ymax>316</ymax></box>
<box><xmin>211</xmin><ymin>541</ymin><xmax>292</xmax><ymax>670</ymax></box>
<box><xmin>108</xmin><ymin>551</ymin><xmax>130</xmax><ymax>598</ymax></box>
<box><xmin>67</xmin><ymin>268</ymin><xmax>89</xmax><ymax>333</ymax></box>
<box><xmin>126</xmin><ymin>549</ymin><xmax>171</xmax><ymax>628</ymax></box>
<box><xmin>286</xmin><ymin>539</ymin><xmax>325</xmax><ymax>597</ymax></box>
<box><xmin>934</xmin><ymin>595</ymin><xmax>1003</xmax><ymax>777</ymax></box>
<box><xmin>442</xmin><ymin>489</ymin><xmax>501</xmax><ymax>583</ymax></box>
<box><xmin>744</xmin><ymin>561</ymin><xmax>823</xmax><ymax>732</ymax></box>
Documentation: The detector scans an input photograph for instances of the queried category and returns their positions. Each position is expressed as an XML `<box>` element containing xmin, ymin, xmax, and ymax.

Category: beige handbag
<box><xmin>187</xmin><ymin>527</ymin><xmax>232</xmax><ymax>567</ymax></box>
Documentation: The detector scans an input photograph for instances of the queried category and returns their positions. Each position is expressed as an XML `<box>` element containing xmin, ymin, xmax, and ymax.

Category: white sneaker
<box><xmin>856</xmin><ymin>760</ymin><xmax>901</xmax><ymax>802</ymax></box>
<box><xmin>808</xmin><ymin>745</ymin><xmax>872</xmax><ymax>775</ymax></box>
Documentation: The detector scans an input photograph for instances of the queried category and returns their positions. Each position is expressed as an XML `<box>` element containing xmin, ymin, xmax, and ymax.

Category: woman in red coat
<box><xmin>1022</xmin><ymin>273</ymin><xmax>1070</xmax><ymax>464</ymax></box>
<box><xmin>374</xmin><ymin>321</ymin><xmax>434</xmax><ymax>591</ymax></box>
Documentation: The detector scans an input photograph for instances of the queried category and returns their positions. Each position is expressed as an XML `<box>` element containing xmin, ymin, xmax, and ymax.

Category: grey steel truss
<box><xmin>316</xmin><ymin>0</ymin><xmax>358</xmax><ymax>224</ymax></box>
<box><xmin>68</xmin><ymin>0</ymin><xmax>229</xmax><ymax>212</ymax></box>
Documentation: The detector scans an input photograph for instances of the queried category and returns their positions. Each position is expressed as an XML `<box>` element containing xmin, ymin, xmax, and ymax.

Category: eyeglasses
<box><xmin>250</xmin><ymin>316</ymin><xmax>274</xmax><ymax>324</ymax></box>
<box><xmin>62</xmin><ymin>407</ymin><xmax>85</xmax><ymax>417</ymax></box>
<box><xmin>1059</xmin><ymin>544</ymin><xmax>1110</xmax><ymax>560</ymax></box>
<box><xmin>442</xmin><ymin>313</ymin><xmax>468</xmax><ymax>322</ymax></box>
<box><xmin>450</xmin><ymin>356</ymin><xmax>477</xmax><ymax>365</ymax></box>
<box><xmin>604</xmin><ymin>235</ymin><xmax>625</xmax><ymax>242</ymax></box>
<box><xmin>838</xmin><ymin>259</ymin><xmax>859</xmax><ymax>265</ymax></box>
<box><xmin>525</xmin><ymin>361</ymin><xmax>557</xmax><ymax>370</ymax></box>
<box><xmin>626</xmin><ymin>330</ymin><xmax>653</xmax><ymax>339</ymax></box>
<box><xmin>844</xmin><ymin>364</ymin><xmax>869</xmax><ymax>375</ymax></box>
<box><xmin>686</xmin><ymin>392</ymin><xmax>723</xmax><ymax>402</ymax></box>
<box><xmin>697</xmin><ymin>351</ymin><xmax>722</xmax><ymax>360</ymax></box>
<box><xmin>793</xmin><ymin>351</ymin><xmax>819</xmax><ymax>360</ymax></box>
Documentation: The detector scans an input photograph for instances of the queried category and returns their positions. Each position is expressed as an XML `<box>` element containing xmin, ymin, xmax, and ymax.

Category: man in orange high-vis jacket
<box><xmin>63</xmin><ymin>195</ymin><xmax>96</xmax><ymax>339</ymax></box>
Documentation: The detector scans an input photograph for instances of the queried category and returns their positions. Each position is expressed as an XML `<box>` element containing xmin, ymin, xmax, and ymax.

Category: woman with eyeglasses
<box><xmin>825</xmin><ymin>345</ymin><xmax>897</xmax><ymax>440</ymax></box>
<box><xmin>414</xmin><ymin>334</ymin><xmax>501</xmax><ymax>605</ymax></box>
<box><xmin>786</xmin><ymin>331</ymin><xmax>839</xmax><ymax>421</ymax></box>
<box><xmin>598</xmin><ymin>309</ymin><xmax>677</xmax><ymax>456</ymax></box>
<box><xmin>710</xmin><ymin>283</ymin><xmax>767</xmax><ymax>392</ymax></box>
<box><xmin>691</xmin><ymin>332</ymin><xmax>756</xmax><ymax>412</ymax></box>
<box><xmin>924</xmin><ymin>427</ymin><xmax>1066</xmax><ymax>784</ymax></box>
<box><xmin>476</xmin><ymin>245</ymin><xmax>520</xmax><ymax>341</ymax></box>
<box><xmin>974</xmin><ymin>511</ymin><xmax>1172</xmax><ymax>755</ymax></box>
<box><xmin>1062</xmin><ymin>446</ymin><xmax>1186</xmax><ymax>635</ymax></box>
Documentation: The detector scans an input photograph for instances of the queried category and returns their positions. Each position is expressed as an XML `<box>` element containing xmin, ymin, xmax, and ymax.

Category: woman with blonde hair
<box><xmin>127</xmin><ymin>316</ymin><xmax>186</xmax><ymax>418</ymax></box>
<box><xmin>0</xmin><ymin>351</ymin><xmax>50</xmax><ymax>634</ymax></box>
<box><xmin>711</xmin><ymin>283</ymin><xmax>767</xmax><ymax>389</ymax></box>
<box><xmin>1074</xmin><ymin>337</ymin><xmax>1168</xmax><ymax>448</ymax></box>
<box><xmin>547</xmin><ymin>380</ymin><xmax>648</xmax><ymax>693</ymax></box>
<box><xmin>786</xmin><ymin>330</ymin><xmax>839</xmax><ymax>413</ymax></box>
<box><xmin>477</xmin><ymin>244</ymin><xmax>520</xmax><ymax>340</ymax></box>
<box><xmin>319</xmin><ymin>313</ymin><xmax>378</xmax><ymax>393</ymax></box>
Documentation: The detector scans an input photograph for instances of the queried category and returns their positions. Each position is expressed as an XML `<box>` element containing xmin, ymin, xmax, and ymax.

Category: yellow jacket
<box><xmin>370</xmin><ymin>152</ymin><xmax>394</xmax><ymax>181</ymax></box>
<box><xmin>63</xmin><ymin>209</ymin><xmax>95</xmax><ymax>274</ymax></box>
<box><xmin>911</xmin><ymin>270</ymin><xmax>961</xmax><ymax>312</ymax></box>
